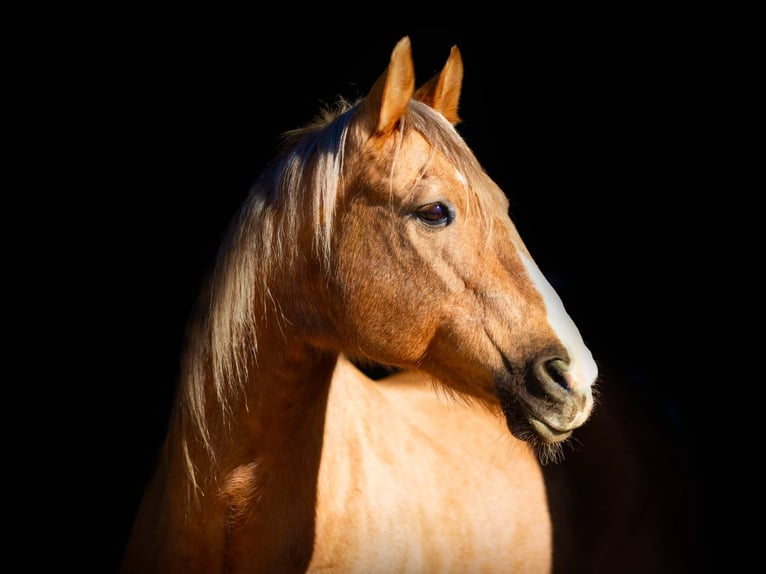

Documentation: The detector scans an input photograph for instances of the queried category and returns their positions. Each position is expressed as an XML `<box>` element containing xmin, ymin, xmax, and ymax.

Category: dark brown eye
<box><xmin>415</xmin><ymin>202</ymin><xmax>452</xmax><ymax>226</ymax></box>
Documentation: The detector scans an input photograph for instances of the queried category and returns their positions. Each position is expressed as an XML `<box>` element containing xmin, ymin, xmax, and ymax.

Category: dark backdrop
<box><xmin>88</xmin><ymin>26</ymin><xmax>714</xmax><ymax>571</ymax></box>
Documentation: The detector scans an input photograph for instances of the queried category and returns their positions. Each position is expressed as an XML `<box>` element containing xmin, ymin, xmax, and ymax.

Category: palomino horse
<box><xmin>121</xmin><ymin>36</ymin><xmax>598</xmax><ymax>573</ymax></box>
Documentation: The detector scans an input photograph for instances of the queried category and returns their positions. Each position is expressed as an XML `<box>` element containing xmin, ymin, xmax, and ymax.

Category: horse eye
<box><xmin>415</xmin><ymin>203</ymin><xmax>452</xmax><ymax>226</ymax></box>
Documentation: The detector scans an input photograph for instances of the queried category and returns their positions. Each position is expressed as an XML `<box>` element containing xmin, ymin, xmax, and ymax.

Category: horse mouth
<box><xmin>500</xmin><ymin>405</ymin><xmax>574</xmax><ymax>446</ymax></box>
<box><xmin>494</xmin><ymin>376</ymin><xmax>590</xmax><ymax>450</ymax></box>
<box><xmin>528</xmin><ymin>417</ymin><xmax>573</xmax><ymax>443</ymax></box>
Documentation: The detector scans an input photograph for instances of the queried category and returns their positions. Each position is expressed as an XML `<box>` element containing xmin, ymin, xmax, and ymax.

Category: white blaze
<box><xmin>520</xmin><ymin>253</ymin><xmax>599</xmax><ymax>390</ymax></box>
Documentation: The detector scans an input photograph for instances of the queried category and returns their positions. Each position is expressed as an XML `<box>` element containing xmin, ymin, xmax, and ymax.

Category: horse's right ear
<box><xmin>360</xmin><ymin>36</ymin><xmax>416</xmax><ymax>135</ymax></box>
<box><xmin>414</xmin><ymin>45</ymin><xmax>463</xmax><ymax>125</ymax></box>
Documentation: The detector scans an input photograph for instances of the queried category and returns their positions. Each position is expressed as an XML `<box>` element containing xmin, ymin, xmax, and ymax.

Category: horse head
<box><xmin>321</xmin><ymin>37</ymin><xmax>598</xmax><ymax>460</ymax></box>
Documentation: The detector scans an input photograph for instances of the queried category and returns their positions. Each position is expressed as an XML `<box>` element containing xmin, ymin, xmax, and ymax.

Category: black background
<box><xmin>60</xmin><ymin>24</ymin><xmax>723</xmax><ymax>572</ymax></box>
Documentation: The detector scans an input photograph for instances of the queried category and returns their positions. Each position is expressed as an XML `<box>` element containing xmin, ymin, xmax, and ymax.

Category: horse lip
<box><xmin>493</xmin><ymin>374</ymin><xmax>579</xmax><ymax>444</ymax></box>
<box><xmin>528</xmin><ymin>417</ymin><xmax>573</xmax><ymax>443</ymax></box>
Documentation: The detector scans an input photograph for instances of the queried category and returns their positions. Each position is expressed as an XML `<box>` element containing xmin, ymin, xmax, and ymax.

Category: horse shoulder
<box><xmin>309</xmin><ymin>359</ymin><xmax>552</xmax><ymax>572</ymax></box>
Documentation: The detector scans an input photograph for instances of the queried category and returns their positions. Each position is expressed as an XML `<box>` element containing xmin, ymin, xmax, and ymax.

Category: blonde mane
<box><xmin>172</xmin><ymin>96</ymin><xmax>492</xmax><ymax>489</ymax></box>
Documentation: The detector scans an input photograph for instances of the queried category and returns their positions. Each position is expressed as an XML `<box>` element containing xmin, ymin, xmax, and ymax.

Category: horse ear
<box><xmin>362</xmin><ymin>36</ymin><xmax>416</xmax><ymax>135</ymax></box>
<box><xmin>414</xmin><ymin>45</ymin><xmax>463</xmax><ymax>125</ymax></box>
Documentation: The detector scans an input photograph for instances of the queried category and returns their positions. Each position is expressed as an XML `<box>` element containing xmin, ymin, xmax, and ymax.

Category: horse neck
<box><xmin>180</xmin><ymin>320</ymin><xmax>339</xmax><ymax>491</ymax></box>
<box><xmin>124</xmin><ymin>319</ymin><xmax>339</xmax><ymax>573</ymax></box>
<box><xmin>230</xmin><ymin>334</ymin><xmax>338</xmax><ymax>457</ymax></box>
<box><xmin>168</xmin><ymin>216</ymin><xmax>341</xmax><ymax>478</ymax></box>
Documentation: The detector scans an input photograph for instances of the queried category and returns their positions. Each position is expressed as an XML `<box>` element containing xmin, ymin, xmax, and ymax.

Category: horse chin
<box><xmin>503</xmin><ymin>414</ymin><xmax>569</xmax><ymax>464</ymax></box>
<box><xmin>499</xmin><ymin>402</ymin><xmax>573</xmax><ymax>465</ymax></box>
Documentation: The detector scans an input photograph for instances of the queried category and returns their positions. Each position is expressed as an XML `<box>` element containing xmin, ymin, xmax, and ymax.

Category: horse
<box><xmin>121</xmin><ymin>36</ymin><xmax>599</xmax><ymax>573</ymax></box>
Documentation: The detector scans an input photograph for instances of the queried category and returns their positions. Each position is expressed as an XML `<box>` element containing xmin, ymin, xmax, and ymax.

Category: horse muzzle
<box><xmin>496</xmin><ymin>354</ymin><xmax>597</xmax><ymax>445</ymax></box>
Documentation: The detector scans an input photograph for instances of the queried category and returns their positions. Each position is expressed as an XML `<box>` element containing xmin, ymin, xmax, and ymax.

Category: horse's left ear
<box><xmin>414</xmin><ymin>45</ymin><xmax>464</xmax><ymax>125</ymax></box>
<box><xmin>362</xmin><ymin>36</ymin><xmax>416</xmax><ymax>135</ymax></box>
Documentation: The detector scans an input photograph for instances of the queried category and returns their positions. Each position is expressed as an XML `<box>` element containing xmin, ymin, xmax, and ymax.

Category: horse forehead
<box><xmin>361</xmin><ymin>131</ymin><xmax>467</xmax><ymax>193</ymax></box>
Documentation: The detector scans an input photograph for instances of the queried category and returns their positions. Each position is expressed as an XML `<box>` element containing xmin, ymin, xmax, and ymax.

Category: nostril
<box><xmin>543</xmin><ymin>358</ymin><xmax>570</xmax><ymax>391</ymax></box>
<box><xmin>527</xmin><ymin>357</ymin><xmax>573</xmax><ymax>401</ymax></box>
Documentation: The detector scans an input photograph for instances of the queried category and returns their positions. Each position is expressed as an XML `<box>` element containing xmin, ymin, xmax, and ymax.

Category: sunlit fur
<box><xmin>174</xmin><ymin>97</ymin><xmax>498</xmax><ymax>494</ymax></box>
<box><xmin>122</xmin><ymin>36</ymin><xmax>598</xmax><ymax>573</ymax></box>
